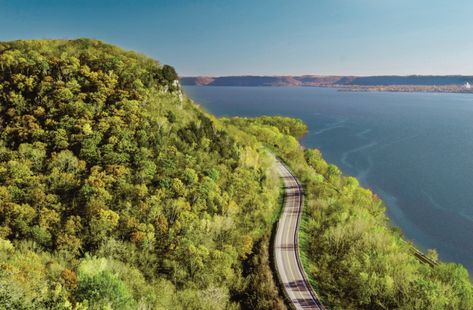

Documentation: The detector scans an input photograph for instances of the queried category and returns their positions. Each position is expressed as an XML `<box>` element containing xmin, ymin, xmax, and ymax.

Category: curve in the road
<box><xmin>274</xmin><ymin>159</ymin><xmax>325</xmax><ymax>310</ymax></box>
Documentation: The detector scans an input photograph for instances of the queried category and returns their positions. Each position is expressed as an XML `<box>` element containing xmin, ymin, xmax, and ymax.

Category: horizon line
<box><xmin>180</xmin><ymin>74</ymin><xmax>473</xmax><ymax>78</ymax></box>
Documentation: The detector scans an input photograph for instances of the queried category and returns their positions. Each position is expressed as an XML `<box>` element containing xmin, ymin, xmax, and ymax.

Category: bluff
<box><xmin>0</xmin><ymin>39</ymin><xmax>285</xmax><ymax>309</ymax></box>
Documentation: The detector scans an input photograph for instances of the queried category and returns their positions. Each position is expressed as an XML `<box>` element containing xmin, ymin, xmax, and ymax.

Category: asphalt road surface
<box><xmin>274</xmin><ymin>159</ymin><xmax>325</xmax><ymax>310</ymax></box>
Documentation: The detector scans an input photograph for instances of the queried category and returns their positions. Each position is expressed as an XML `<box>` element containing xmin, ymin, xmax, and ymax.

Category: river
<box><xmin>184</xmin><ymin>85</ymin><xmax>473</xmax><ymax>272</ymax></box>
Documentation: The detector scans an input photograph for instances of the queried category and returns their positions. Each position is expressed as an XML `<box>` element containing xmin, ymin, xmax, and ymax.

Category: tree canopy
<box><xmin>0</xmin><ymin>39</ymin><xmax>284</xmax><ymax>309</ymax></box>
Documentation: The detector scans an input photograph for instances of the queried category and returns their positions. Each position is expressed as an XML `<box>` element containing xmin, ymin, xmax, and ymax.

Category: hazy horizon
<box><xmin>1</xmin><ymin>1</ymin><xmax>473</xmax><ymax>77</ymax></box>
<box><xmin>182</xmin><ymin>73</ymin><xmax>473</xmax><ymax>78</ymax></box>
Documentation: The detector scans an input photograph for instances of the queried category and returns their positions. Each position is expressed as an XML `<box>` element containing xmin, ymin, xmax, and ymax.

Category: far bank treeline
<box><xmin>0</xmin><ymin>39</ymin><xmax>471</xmax><ymax>310</ymax></box>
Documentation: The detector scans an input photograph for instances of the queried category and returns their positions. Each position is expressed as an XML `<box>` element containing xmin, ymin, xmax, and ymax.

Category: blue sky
<box><xmin>1</xmin><ymin>0</ymin><xmax>472</xmax><ymax>76</ymax></box>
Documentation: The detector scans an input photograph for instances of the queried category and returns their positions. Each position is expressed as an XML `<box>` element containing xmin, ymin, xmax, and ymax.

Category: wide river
<box><xmin>183</xmin><ymin>85</ymin><xmax>473</xmax><ymax>272</ymax></box>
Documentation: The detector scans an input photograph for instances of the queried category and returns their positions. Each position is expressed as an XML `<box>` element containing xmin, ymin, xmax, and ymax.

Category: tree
<box><xmin>161</xmin><ymin>65</ymin><xmax>178</xmax><ymax>83</ymax></box>
<box><xmin>77</xmin><ymin>270</ymin><xmax>135</xmax><ymax>309</ymax></box>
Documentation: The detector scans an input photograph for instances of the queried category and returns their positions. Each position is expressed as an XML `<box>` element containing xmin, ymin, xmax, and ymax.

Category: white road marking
<box><xmin>274</xmin><ymin>160</ymin><xmax>325</xmax><ymax>310</ymax></box>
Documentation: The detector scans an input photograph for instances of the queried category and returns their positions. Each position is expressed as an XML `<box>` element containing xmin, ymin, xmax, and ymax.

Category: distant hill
<box><xmin>181</xmin><ymin>75</ymin><xmax>473</xmax><ymax>87</ymax></box>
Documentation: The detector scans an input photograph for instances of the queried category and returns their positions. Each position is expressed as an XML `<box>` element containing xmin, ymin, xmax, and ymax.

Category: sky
<box><xmin>1</xmin><ymin>0</ymin><xmax>473</xmax><ymax>76</ymax></box>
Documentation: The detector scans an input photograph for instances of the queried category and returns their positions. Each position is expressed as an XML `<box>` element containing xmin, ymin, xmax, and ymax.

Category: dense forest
<box><xmin>0</xmin><ymin>39</ymin><xmax>472</xmax><ymax>310</ymax></box>
<box><xmin>0</xmin><ymin>39</ymin><xmax>285</xmax><ymax>309</ymax></box>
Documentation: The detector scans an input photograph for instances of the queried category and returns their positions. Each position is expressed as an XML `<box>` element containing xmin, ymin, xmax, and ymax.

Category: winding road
<box><xmin>274</xmin><ymin>159</ymin><xmax>325</xmax><ymax>310</ymax></box>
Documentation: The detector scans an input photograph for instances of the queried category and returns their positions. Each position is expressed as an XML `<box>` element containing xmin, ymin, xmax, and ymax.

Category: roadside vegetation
<box><xmin>226</xmin><ymin>116</ymin><xmax>473</xmax><ymax>309</ymax></box>
<box><xmin>0</xmin><ymin>39</ymin><xmax>285</xmax><ymax>309</ymax></box>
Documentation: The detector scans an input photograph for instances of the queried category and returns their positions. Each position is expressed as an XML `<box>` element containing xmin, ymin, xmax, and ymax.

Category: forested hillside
<box><xmin>1</xmin><ymin>39</ymin><xmax>472</xmax><ymax>310</ymax></box>
<box><xmin>226</xmin><ymin>117</ymin><xmax>473</xmax><ymax>309</ymax></box>
<box><xmin>0</xmin><ymin>39</ymin><xmax>285</xmax><ymax>309</ymax></box>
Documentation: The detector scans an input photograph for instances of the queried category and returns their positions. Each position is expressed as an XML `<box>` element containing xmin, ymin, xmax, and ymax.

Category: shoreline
<box><xmin>184</xmin><ymin>84</ymin><xmax>473</xmax><ymax>95</ymax></box>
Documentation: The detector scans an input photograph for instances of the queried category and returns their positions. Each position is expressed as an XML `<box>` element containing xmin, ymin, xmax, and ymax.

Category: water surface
<box><xmin>184</xmin><ymin>86</ymin><xmax>473</xmax><ymax>272</ymax></box>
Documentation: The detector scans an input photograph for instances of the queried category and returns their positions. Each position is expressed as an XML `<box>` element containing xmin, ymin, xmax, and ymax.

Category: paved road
<box><xmin>274</xmin><ymin>159</ymin><xmax>325</xmax><ymax>310</ymax></box>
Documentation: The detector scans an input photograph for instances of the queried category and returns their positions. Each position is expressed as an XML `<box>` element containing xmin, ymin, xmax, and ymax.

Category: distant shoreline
<box><xmin>181</xmin><ymin>75</ymin><xmax>473</xmax><ymax>94</ymax></box>
<box><xmin>335</xmin><ymin>85</ymin><xmax>473</xmax><ymax>94</ymax></box>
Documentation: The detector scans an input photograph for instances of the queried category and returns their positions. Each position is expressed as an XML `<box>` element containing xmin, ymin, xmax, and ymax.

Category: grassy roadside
<box><xmin>271</xmin><ymin>180</ymin><xmax>286</xmax><ymax>225</ymax></box>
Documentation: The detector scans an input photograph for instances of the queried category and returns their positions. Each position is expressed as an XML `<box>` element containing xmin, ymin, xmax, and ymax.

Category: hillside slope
<box><xmin>0</xmin><ymin>39</ymin><xmax>285</xmax><ymax>309</ymax></box>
